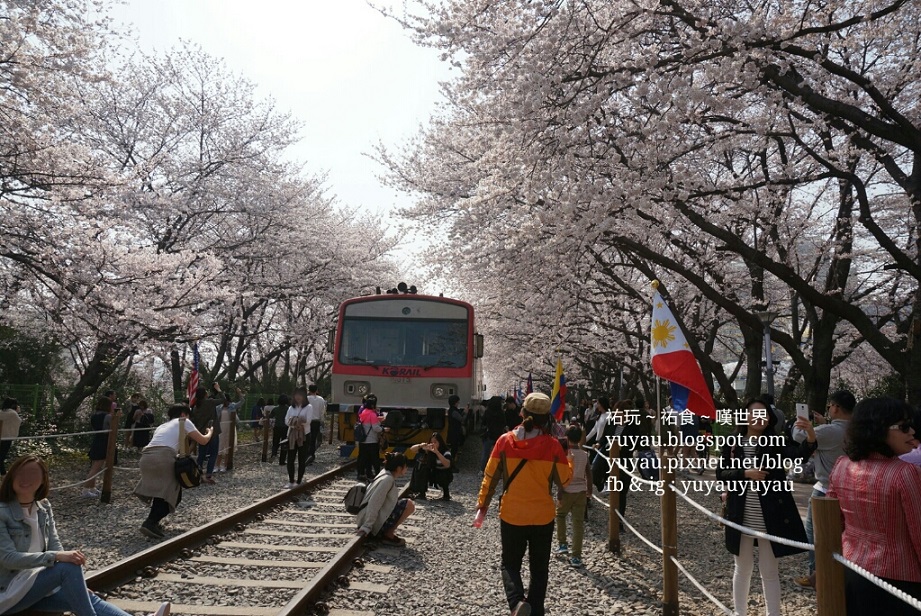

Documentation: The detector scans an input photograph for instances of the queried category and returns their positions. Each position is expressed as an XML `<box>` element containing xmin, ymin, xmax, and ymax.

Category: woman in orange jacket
<box><xmin>476</xmin><ymin>393</ymin><xmax>573</xmax><ymax>616</ymax></box>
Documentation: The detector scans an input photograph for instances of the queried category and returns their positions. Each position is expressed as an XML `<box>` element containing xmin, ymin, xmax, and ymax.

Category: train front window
<box><xmin>339</xmin><ymin>318</ymin><xmax>468</xmax><ymax>367</ymax></box>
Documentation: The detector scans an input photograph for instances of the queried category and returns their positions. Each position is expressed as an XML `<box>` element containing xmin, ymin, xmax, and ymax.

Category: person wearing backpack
<box><xmin>355</xmin><ymin>452</ymin><xmax>415</xmax><ymax>547</ymax></box>
<box><xmin>476</xmin><ymin>393</ymin><xmax>573</xmax><ymax>616</ymax></box>
<box><xmin>356</xmin><ymin>394</ymin><xmax>383</xmax><ymax>482</ymax></box>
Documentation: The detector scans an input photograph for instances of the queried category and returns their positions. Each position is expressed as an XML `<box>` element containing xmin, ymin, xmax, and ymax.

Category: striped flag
<box><xmin>650</xmin><ymin>282</ymin><xmax>716</xmax><ymax>418</ymax></box>
<box><xmin>526</xmin><ymin>372</ymin><xmax>533</xmax><ymax>395</ymax></box>
<box><xmin>549</xmin><ymin>358</ymin><xmax>566</xmax><ymax>421</ymax></box>
<box><xmin>187</xmin><ymin>343</ymin><xmax>200</xmax><ymax>407</ymax></box>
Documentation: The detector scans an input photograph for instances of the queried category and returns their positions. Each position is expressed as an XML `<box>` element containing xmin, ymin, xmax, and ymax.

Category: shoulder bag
<box><xmin>175</xmin><ymin>419</ymin><xmax>202</xmax><ymax>488</ymax></box>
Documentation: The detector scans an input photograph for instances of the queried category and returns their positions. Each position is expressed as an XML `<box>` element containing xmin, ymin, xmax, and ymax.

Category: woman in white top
<box><xmin>134</xmin><ymin>404</ymin><xmax>212</xmax><ymax>540</ymax></box>
<box><xmin>0</xmin><ymin>397</ymin><xmax>23</xmax><ymax>475</ymax></box>
<box><xmin>283</xmin><ymin>387</ymin><xmax>312</xmax><ymax>489</ymax></box>
<box><xmin>0</xmin><ymin>455</ymin><xmax>170</xmax><ymax>616</ymax></box>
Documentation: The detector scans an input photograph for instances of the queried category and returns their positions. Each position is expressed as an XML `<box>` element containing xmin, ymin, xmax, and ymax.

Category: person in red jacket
<box><xmin>476</xmin><ymin>392</ymin><xmax>573</xmax><ymax>616</ymax></box>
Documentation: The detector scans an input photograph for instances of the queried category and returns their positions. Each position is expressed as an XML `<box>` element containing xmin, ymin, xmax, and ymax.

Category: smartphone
<box><xmin>795</xmin><ymin>403</ymin><xmax>809</xmax><ymax>420</ymax></box>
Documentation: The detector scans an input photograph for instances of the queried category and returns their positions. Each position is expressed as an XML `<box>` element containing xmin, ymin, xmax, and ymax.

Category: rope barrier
<box><xmin>670</xmin><ymin>555</ymin><xmax>737</xmax><ymax>616</ymax></box>
<box><xmin>50</xmin><ymin>467</ymin><xmax>107</xmax><ymax>492</ymax></box>
<box><xmin>668</xmin><ymin>483</ymin><xmax>814</xmax><ymax>552</ymax></box>
<box><xmin>3</xmin><ymin>429</ymin><xmax>110</xmax><ymax>441</ymax></box>
<box><xmin>833</xmin><ymin>553</ymin><xmax>921</xmax><ymax>612</ymax></box>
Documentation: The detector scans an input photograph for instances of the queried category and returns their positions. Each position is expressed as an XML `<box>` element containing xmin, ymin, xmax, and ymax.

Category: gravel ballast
<box><xmin>45</xmin><ymin>435</ymin><xmax>819</xmax><ymax>615</ymax></box>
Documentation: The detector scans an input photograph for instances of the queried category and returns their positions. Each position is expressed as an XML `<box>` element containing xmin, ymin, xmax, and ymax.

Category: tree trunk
<box><xmin>55</xmin><ymin>342</ymin><xmax>132</xmax><ymax>429</ymax></box>
<box><xmin>170</xmin><ymin>348</ymin><xmax>182</xmax><ymax>397</ymax></box>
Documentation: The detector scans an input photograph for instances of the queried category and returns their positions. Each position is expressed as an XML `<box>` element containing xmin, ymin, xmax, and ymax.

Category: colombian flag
<box><xmin>549</xmin><ymin>359</ymin><xmax>567</xmax><ymax>421</ymax></box>
<box><xmin>650</xmin><ymin>283</ymin><xmax>716</xmax><ymax>419</ymax></box>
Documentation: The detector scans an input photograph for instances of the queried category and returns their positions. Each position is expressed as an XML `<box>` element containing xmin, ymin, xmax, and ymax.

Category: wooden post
<box><xmin>608</xmin><ymin>439</ymin><xmax>621</xmax><ymax>554</ymax></box>
<box><xmin>100</xmin><ymin>411</ymin><xmax>120</xmax><ymax>504</ymax></box>
<box><xmin>328</xmin><ymin>410</ymin><xmax>336</xmax><ymax>444</ymax></box>
<box><xmin>660</xmin><ymin>450</ymin><xmax>679</xmax><ymax>615</ymax></box>
<box><xmin>226</xmin><ymin>410</ymin><xmax>236</xmax><ymax>471</ymax></box>
<box><xmin>814</xmin><ymin>497</ymin><xmax>846</xmax><ymax>616</ymax></box>
<box><xmin>261</xmin><ymin>412</ymin><xmax>271</xmax><ymax>462</ymax></box>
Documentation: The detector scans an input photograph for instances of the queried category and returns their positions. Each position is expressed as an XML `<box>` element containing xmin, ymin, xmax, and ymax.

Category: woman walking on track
<box><xmin>134</xmin><ymin>404</ymin><xmax>212</xmax><ymax>539</ymax></box>
<box><xmin>475</xmin><ymin>392</ymin><xmax>573</xmax><ymax>616</ymax></box>
<box><xmin>0</xmin><ymin>455</ymin><xmax>170</xmax><ymax>616</ymax></box>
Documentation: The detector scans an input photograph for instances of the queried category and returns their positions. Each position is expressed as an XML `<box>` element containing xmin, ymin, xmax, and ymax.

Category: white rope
<box><xmin>833</xmin><ymin>552</ymin><xmax>921</xmax><ymax>612</ymax></box>
<box><xmin>615</xmin><ymin>508</ymin><xmax>663</xmax><ymax>555</ymax></box>
<box><xmin>50</xmin><ymin>467</ymin><xmax>107</xmax><ymax>492</ymax></box>
<box><xmin>3</xmin><ymin>429</ymin><xmax>110</xmax><ymax>441</ymax></box>
<box><xmin>613</xmin><ymin>456</ymin><xmax>660</xmax><ymax>487</ymax></box>
<box><xmin>670</xmin><ymin>555</ymin><xmax>738</xmax><ymax>616</ymax></box>
<box><xmin>669</xmin><ymin>483</ymin><xmax>814</xmax><ymax>552</ymax></box>
<box><xmin>582</xmin><ymin>444</ymin><xmax>609</xmax><ymax>462</ymax></box>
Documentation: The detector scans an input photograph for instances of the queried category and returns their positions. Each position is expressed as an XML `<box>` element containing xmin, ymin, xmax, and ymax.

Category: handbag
<box><xmin>175</xmin><ymin>419</ymin><xmax>202</xmax><ymax>489</ymax></box>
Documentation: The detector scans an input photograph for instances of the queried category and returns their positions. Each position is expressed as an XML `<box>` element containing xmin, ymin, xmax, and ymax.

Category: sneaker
<box><xmin>555</xmin><ymin>544</ymin><xmax>569</xmax><ymax>556</ymax></box>
<box><xmin>140</xmin><ymin>522</ymin><xmax>165</xmax><ymax>540</ymax></box>
<box><xmin>284</xmin><ymin>482</ymin><xmax>296</xmax><ymax>489</ymax></box>
<box><xmin>569</xmin><ymin>556</ymin><xmax>584</xmax><ymax>568</ymax></box>
<box><xmin>794</xmin><ymin>573</ymin><xmax>815</xmax><ymax>589</ymax></box>
<box><xmin>149</xmin><ymin>601</ymin><xmax>171</xmax><ymax>616</ymax></box>
<box><xmin>511</xmin><ymin>601</ymin><xmax>531</xmax><ymax>616</ymax></box>
<box><xmin>81</xmin><ymin>489</ymin><xmax>100</xmax><ymax>498</ymax></box>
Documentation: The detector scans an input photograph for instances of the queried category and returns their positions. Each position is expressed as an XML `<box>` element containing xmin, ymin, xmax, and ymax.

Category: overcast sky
<box><xmin>110</xmin><ymin>0</ymin><xmax>447</xmax><ymax>267</ymax></box>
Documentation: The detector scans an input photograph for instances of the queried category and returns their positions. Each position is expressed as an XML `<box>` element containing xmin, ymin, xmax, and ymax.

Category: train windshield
<box><xmin>339</xmin><ymin>317</ymin><xmax>468</xmax><ymax>368</ymax></box>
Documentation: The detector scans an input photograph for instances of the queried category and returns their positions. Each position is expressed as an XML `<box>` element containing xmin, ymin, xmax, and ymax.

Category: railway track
<box><xmin>85</xmin><ymin>461</ymin><xmax>411</xmax><ymax>616</ymax></box>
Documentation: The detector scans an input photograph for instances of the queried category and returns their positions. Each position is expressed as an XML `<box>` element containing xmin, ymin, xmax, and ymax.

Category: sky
<box><xmin>109</xmin><ymin>0</ymin><xmax>449</xmax><ymax>269</ymax></box>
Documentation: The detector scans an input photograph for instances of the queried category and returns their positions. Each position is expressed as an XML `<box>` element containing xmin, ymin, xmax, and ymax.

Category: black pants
<box><xmin>272</xmin><ymin>429</ymin><xmax>287</xmax><ymax>464</ymax></box>
<box><xmin>307</xmin><ymin>420</ymin><xmax>322</xmax><ymax>459</ymax></box>
<box><xmin>0</xmin><ymin>440</ymin><xmax>12</xmax><ymax>475</ymax></box>
<box><xmin>845</xmin><ymin>568</ymin><xmax>921</xmax><ymax>615</ymax></box>
<box><xmin>286</xmin><ymin>443</ymin><xmax>308</xmax><ymax>483</ymax></box>
<box><xmin>146</xmin><ymin>491</ymin><xmax>181</xmax><ymax>526</ymax></box>
<box><xmin>357</xmin><ymin>442</ymin><xmax>380</xmax><ymax>480</ymax></box>
<box><xmin>500</xmin><ymin>520</ymin><xmax>554</xmax><ymax>616</ymax></box>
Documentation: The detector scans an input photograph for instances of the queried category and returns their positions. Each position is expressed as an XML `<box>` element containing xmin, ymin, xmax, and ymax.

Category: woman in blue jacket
<box><xmin>0</xmin><ymin>455</ymin><xmax>169</xmax><ymax>616</ymax></box>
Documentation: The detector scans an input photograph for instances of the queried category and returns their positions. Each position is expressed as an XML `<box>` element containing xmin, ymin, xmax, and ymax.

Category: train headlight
<box><xmin>345</xmin><ymin>381</ymin><xmax>371</xmax><ymax>397</ymax></box>
<box><xmin>431</xmin><ymin>383</ymin><xmax>458</xmax><ymax>399</ymax></box>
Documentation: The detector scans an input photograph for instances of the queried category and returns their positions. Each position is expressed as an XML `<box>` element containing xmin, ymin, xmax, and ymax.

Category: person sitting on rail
<box><xmin>356</xmin><ymin>393</ymin><xmax>383</xmax><ymax>482</ymax></box>
<box><xmin>716</xmin><ymin>397</ymin><xmax>807</xmax><ymax>616</ymax></box>
<box><xmin>0</xmin><ymin>455</ymin><xmax>171</xmax><ymax>616</ymax></box>
<box><xmin>408</xmin><ymin>432</ymin><xmax>452</xmax><ymax>500</ymax></box>
<box><xmin>827</xmin><ymin>397</ymin><xmax>921</xmax><ymax>616</ymax></box>
<box><xmin>355</xmin><ymin>451</ymin><xmax>415</xmax><ymax>547</ymax></box>
<box><xmin>134</xmin><ymin>403</ymin><xmax>213</xmax><ymax>540</ymax></box>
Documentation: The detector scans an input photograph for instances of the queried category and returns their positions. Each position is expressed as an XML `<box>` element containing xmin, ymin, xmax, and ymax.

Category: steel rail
<box><xmin>85</xmin><ymin>460</ymin><xmax>358</xmax><ymax>591</ymax></box>
<box><xmin>278</xmin><ymin>479</ymin><xmax>412</xmax><ymax>615</ymax></box>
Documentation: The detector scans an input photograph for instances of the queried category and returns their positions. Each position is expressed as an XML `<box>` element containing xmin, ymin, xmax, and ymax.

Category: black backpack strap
<box><xmin>503</xmin><ymin>459</ymin><xmax>528</xmax><ymax>494</ymax></box>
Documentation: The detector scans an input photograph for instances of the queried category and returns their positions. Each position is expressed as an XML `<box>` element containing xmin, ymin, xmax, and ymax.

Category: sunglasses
<box><xmin>889</xmin><ymin>423</ymin><xmax>915</xmax><ymax>434</ymax></box>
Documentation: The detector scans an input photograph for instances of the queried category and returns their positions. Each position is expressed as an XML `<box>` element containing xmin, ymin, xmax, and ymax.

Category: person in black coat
<box><xmin>716</xmin><ymin>397</ymin><xmax>807</xmax><ymax>616</ymax></box>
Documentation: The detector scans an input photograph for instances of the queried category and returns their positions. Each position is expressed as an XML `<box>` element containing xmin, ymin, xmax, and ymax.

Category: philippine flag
<box><xmin>650</xmin><ymin>286</ymin><xmax>716</xmax><ymax>419</ymax></box>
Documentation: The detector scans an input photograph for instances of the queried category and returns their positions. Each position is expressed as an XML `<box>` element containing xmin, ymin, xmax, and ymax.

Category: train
<box><xmin>326</xmin><ymin>288</ymin><xmax>484</xmax><ymax>458</ymax></box>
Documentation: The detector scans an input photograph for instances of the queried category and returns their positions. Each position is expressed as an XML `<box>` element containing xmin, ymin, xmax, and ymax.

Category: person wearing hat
<box><xmin>476</xmin><ymin>392</ymin><xmax>573</xmax><ymax>616</ymax></box>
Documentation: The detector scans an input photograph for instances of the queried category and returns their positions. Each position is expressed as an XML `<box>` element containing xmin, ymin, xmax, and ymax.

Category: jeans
<box><xmin>287</xmin><ymin>442</ymin><xmax>308</xmax><ymax>483</ymax></box>
<box><xmin>357</xmin><ymin>442</ymin><xmax>380</xmax><ymax>480</ymax></box>
<box><xmin>804</xmin><ymin>487</ymin><xmax>824</xmax><ymax>573</ymax></box>
<box><xmin>307</xmin><ymin>420</ymin><xmax>322</xmax><ymax>459</ymax></box>
<box><xmin>480</xmin><ymin>437</ymin><xmax>496</xmax><ymax>472</ymax></box>
<box><xmin>500</xmin><ymin>520</ymin><xmax>554</xmax><ymax>616</ymax></box>
<box><xmin>197</xmin><ymin>436</ymin><xmax>218</xmax><ymax>476</ymax></box>
<box><xmin>556</xmin><ymin>491</ymin><xmax>587</xmax><ymax>557</ymax></box>
<box><xmin>7</xmin><ymin>562</ymin><xmax>130</xmax><ymax>616</ymax></box>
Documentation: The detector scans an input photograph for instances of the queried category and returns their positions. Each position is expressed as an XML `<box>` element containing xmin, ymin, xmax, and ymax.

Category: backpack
<box><xmin>354</xmin><ymin>420</ymin><xmax>367</xmax><ymax>443</ymax></box>
<box><xmin>344</xmin><ymin>482</ymin><xmax>367</xmax><ymax>514</ymax></box>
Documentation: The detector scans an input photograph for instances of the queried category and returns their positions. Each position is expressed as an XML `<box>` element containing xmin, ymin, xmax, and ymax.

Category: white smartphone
<box><xmin>795</xmin><ymin>403</ymin><xmax>809</xmax><ymax>420</ymax></box>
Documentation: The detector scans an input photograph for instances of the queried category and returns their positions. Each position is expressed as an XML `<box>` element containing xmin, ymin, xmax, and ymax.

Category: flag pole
<box><xmin>652</xmin><ymin>280</ymin><xmax>679</xmax><ymax>616</ymax></box>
